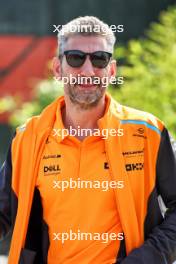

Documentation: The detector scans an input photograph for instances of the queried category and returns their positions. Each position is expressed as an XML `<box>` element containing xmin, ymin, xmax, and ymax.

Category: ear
<box><xmin>53</xmin><ymin>57</ymin><xmax>62</xmax><ymax>80</ymax></box>
<box><xmin>109</xmin><ymin>59</ymin><xmax>117</xmax><ymax>77</ymax></box>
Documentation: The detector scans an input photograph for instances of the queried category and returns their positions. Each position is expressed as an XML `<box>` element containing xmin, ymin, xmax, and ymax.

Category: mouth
<box><xmin>76</xmin><ymin>83</ymin><xmax>98</xmax><ymax>89</ymax></box>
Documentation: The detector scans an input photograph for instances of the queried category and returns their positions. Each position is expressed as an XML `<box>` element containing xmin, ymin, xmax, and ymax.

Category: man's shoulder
<box><xmin>16</xmin><ymin>115</ymin><xmax>40</xmax><ymax>134</ymax></box>
<box><xmin>121</xmin><ymin>104</ymin><xmax>162</xmax><ymax>123</ymax></box>
<box><xmin>15</xmin><ymin>96</ymin><xmax>63</xmax><ymax>136</ymax></box>
<box><xmin>111</xmin><ymin>98</ymin><xmax>164</xmax><ymax>134</ymax></box>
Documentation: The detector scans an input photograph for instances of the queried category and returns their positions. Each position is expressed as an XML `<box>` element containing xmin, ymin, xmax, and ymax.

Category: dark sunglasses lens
<box><xmin>65</xmin><ymin>51</ymin><xmax>85</xmax><ymax>67</ymax></box>
<box><xmin>91</xmin><ymin>52</ymin><xmax>111</xmax><ymax>68</ymax></box>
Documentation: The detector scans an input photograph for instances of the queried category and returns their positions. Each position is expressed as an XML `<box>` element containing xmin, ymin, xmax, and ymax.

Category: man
<box><xmin>1</xmin><ymin>16</ymin><xmax>176</xmax><ymax>264</ymax></box>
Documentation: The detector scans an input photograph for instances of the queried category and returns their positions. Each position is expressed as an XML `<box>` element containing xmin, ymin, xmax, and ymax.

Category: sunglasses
<box><xmin>60</xmin><ymin>50</ymin><xmax>112</xmax><ymax>68</ymax></box>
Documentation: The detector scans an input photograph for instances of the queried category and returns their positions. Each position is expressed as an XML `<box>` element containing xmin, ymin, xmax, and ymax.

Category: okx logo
<box><xmin>44</xmin><ymin>164</ymin><xmax>61</xmax><ymax>175</ymax></box>
<box><xmin>125</xmin><ymin>163</ymin><xmax>144</xmax><ymax>172</ymax></box>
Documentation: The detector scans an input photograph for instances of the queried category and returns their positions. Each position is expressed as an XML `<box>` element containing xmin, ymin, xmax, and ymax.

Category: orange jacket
<box><xmin>1</xmin><ymin>93</ymin><xmax>176</xmax><ymax>263</ymax></box>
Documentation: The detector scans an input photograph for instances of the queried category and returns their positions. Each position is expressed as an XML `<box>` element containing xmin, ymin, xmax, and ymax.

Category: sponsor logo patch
<box><xmin>44</xmin><ymin>164</ymin><xmax>61</xmax><ymax>175</ymax></box>
<box><xmin>125</xmin><ymin>163</ymin><xmax>144</xmax><ymax>171</ymax></box>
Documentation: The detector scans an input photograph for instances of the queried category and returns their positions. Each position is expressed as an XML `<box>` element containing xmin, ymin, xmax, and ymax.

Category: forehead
<box><xmin>64</xmin><ymin>35</ymin><xmax>108</xmax><ymax>52</ymax></box>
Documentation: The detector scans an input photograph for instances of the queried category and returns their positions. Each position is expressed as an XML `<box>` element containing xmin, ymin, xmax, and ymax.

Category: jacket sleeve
<box><xmin>0</xmin><ymin>143</ymin><xmax>12</xmax><ymax>240</ymax></box>
<box><xmin>121</xmin><ymin>128</ymin><xmax>176</xmax><ymax>264</ymax></box>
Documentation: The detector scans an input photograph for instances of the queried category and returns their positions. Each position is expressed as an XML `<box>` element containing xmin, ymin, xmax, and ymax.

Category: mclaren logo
<box><xmin>137</xmin><ymin>128</ymin><xmax>144</xmax><ymax>134</ymax></box>
<box><xmin>133</xmin><ymin>127</ymin><xmax>147</xmax><ymax>139</ymax></box>
<box><xmin>122</xmin><ymin>149</ymin><xmax>144</xmax><ymax>157</ymax></box>
<box><xmin>125</xmin><ymin>163</ymin><xmax>144</xmax><ymax>171</ymax></box>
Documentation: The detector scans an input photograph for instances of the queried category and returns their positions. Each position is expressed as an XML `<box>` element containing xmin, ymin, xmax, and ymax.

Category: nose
<box><xmin>79</xmin><ymin>55</ymin><xmax>95</xmax><ymax>76</ymax></box>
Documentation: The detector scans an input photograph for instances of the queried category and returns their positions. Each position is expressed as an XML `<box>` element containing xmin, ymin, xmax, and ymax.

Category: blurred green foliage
<box><xmin>9</xmin><ymin>79</ymin><xmax>63</xmax><ymax>127</ymax></box>
<box><xmin>1</xmin><ymin>5</ymin><xmax>176</xmax><ymax>137</ymax></box>
<box><xmin>110</xmin><ymin>5</ymin><xmax>176</xmax><ymax>137</ymax></box>
<box><xmin>0</xmin><ymin>97</ymin><xmax>16</xmax><ymax>113</ymax></box>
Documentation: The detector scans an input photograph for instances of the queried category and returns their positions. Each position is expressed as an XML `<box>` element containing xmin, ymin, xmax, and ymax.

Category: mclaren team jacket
<box><xmin>1</xmin><ymin>94</ymin><xmax>176</xmax><ymax>264</ymax></box>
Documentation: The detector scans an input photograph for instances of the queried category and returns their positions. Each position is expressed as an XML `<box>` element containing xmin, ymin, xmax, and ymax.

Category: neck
<box><xmin>62</xmin><ymin>95</ymin><xmax>106</xmax><ymax>130</ymax></box>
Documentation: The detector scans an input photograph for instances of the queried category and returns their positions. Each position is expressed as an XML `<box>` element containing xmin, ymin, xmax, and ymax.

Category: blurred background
<box><xmin>0</xmin><ymin>0</ymin><xmax>176</xmax><ymax>261</ymax></box>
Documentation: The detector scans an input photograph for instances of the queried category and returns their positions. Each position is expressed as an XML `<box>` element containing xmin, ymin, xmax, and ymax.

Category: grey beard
<box><xmin>65</xmin><ymin>84</ymin><xmax>106</xmax><ymax>110</ymax></box>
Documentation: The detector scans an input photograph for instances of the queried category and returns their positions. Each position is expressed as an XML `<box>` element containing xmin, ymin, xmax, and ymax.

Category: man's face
<box><xmin>54</xmin><ymin>35</ymin><xmax>116</xmax><ymax>109</ymax></box>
